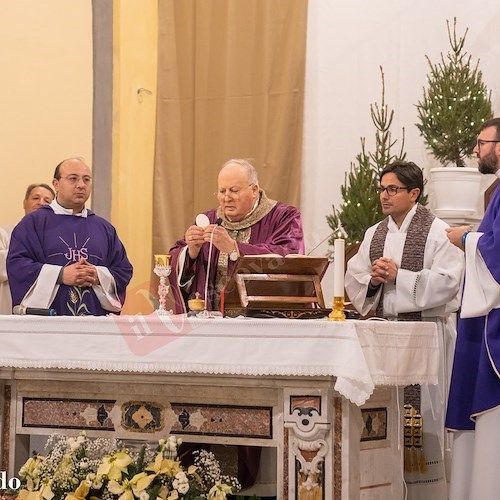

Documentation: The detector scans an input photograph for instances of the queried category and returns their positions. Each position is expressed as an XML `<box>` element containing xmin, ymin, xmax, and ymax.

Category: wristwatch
<box><xmin>229</xmin><ymin>242</ymin><xmax>239</xmax><ymax>261</ymax></box>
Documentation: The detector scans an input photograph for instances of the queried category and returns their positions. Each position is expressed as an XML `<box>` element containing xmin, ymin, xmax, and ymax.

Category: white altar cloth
<box><xmin>0</xmin><ymin>315</ymin><xmax>438</xmax><ymax>407</ymax></box>
<box><xmin>355</xmin><ymin>319</ymin><xmax>440</xmax><ymax>386</ymax></box>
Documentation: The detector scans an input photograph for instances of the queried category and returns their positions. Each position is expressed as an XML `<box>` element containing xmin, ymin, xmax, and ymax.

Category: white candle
<box><xmin>333</xmin><ymin>238</ymin><xmax>345</xmax><ymax>297</ymax></box>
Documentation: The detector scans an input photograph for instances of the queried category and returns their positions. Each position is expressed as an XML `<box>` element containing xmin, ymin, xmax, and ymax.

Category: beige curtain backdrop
<box><xmin>111</xmin><ymin>0</ymin><xmax>158</xmax><ymax>315</ymax></box>
<box><xmin>153</xmin><ymin>0</ymin><xmax>308</xmax><ymax>252</ymax></box>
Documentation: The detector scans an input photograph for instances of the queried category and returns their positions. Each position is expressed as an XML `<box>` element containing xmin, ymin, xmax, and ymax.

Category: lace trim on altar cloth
<box><xmin>0</xmin><ymin>358</ymin><xmax>363</xmax><ymax>376</ymax></box>
<box><xmin>0</xmin><ymin>359</ymin><xmax>373</xmax><ymax>406</ymax></box>
<box><xmin>0</xmin><ymin>315</ymin><xmax>439</xmax><ymax>409</ymax></box>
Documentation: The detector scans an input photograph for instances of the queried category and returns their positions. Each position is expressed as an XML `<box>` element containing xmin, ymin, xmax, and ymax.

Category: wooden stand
<box><xmin>221</xmin><ymin>255</ymin><xmax>329</xmax><ymax>318</ymax></box>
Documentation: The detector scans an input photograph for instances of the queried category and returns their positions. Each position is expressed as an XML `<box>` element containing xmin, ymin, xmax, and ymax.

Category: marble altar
<box><xmin>0</xmin><ymin>315</ymin><xmax>438</xmax><ymax>499</ymax></box>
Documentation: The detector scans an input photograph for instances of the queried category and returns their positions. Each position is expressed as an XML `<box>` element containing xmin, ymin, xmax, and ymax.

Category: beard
<box><xmin>478</xmin><ymin>150</ymin><xmax>499</xmax><ymax>174</ymax></box>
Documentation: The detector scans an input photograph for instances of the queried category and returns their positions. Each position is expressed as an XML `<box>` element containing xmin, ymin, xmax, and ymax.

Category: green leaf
<box><xmin>416</xmin><ymin>18</ymin><xmax>493</xmax><ymax>166</ymax></box>
<box><xmin>326</xmin><ymin>67</ymin><xmax>411</xmax><ymax>248</ymax></box>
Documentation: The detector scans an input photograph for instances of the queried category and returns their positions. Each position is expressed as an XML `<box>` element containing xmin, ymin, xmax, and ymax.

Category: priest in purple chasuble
<box><xmin>445</xmin><ymin>117</ymin><xmax>500</xmax><ymax>500</ymax></box>
<box><xmin>7</xmin><ymin>158</ymin><xmax>132</xmax><ymax>316</ymax></box>
<box><xmin>345</xmin><ymin>161</ymin><xmax>464</xmax><ymax>499</ymax></box>
<box><xmin>167</xmin><ymin>159</ymin><xmax>304</xmax><ymax>490</ymax></box>
<box><xmin>168</xmin><ymin>158</ymin><xmax>305</xmax><ymax>315</ymax></box>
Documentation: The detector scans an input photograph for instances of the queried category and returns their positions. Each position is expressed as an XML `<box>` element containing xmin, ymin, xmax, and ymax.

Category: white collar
<box><xmin>50</xmin><ymin>199</ymin><xmax>88</xmax><ymax>218</ymax></box>
<box><xmin>388</xmin><ymin>203</ymin><xmax>418</xmax><ymax>233</ymax></box>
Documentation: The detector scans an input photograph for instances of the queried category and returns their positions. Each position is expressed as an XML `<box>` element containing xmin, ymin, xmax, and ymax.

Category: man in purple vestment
<box><xmin>7</xmin><ymin>157</ymin><xmax>133</xmax><ymax>316</ymax></box>
<box><xmin>445</xmin><ymin>117</ymin><xmax>500</xmax><ymax>500</ymax></box>
<box><xmin>169</xmin><ymin>158</ymin><xmax>304</xmax><ymax>314</ymax></box>
<box><xmin>169</xmin><ymin>159</ymin><xmax>304</xmax><ymax>492</ymax></box>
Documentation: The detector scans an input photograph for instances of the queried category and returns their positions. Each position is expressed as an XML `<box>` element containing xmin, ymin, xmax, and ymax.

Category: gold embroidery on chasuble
<box><xmin>213</xmin><ymin>191</ymin><xmax>277</xmax><ymax>309</ymax></box>
<box><xmin>67</xmin><ymin>286</ymin><xmax>91</xmax><ymax>316</ymax></box>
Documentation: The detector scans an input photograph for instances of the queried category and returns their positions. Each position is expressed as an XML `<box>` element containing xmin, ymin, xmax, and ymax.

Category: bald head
<box><xmin>220</xmin><ymin>159</ymin><xmax>259</xmax><ymax>185</ymax></box>
<box><xmin>52</xmin><ymin>157</ymin><xmax>92</xmax><ymax>213</ymax></box>
<box><xmin>217</xmin><ymin>159</ymin><xmax>260</xmax><ymax>221</ymax></box>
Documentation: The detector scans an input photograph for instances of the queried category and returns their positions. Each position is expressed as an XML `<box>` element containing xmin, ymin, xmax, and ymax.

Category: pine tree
<box><xmin>326</xmin><ymin>68</ymin><xmax>406</xmax><ymax>249</ymax></box>
<box><xmin>416</xmin><ymin>18</ymin><xmax>493</xmax><ymax>167</ymax></box>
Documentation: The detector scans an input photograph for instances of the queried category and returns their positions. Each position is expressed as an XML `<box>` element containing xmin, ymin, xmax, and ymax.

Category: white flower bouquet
<box><xmin>16</xmin><ymin>432</ymin><xmax>240</xmax><ymax>500</ymax></box>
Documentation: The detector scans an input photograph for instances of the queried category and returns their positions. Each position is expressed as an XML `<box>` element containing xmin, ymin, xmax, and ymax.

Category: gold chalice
<box><xmin>153</xmin><ymin>254</ymin><xmax>172</xmax><ymax>315</ymax></box>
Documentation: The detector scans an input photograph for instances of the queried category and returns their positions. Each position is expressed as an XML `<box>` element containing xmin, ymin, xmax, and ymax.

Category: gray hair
<box><xmin>24</xmin><ymin>183</ymin><xmax>55</xmax><ymax>200</ymax></box>
<box><xmin>221</xmin><ymin>158</ymin><xmax>259</xmax><ymax>185</ymax></box>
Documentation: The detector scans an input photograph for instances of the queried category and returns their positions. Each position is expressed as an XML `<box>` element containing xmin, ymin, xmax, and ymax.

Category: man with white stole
<box><xmin>445</xmin><ymin>117</ymin><xmax>500</xmax><ymax>500</ymax></box>
<box><xmin>345</xmin><ymin>161</ymin><xmax>464</xmax><ymax>499</ymax></box>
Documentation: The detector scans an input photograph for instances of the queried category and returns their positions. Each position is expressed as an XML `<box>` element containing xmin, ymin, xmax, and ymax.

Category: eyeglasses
<box><xmin>59</xmin><ymin>175</ymin><xmax>92</xmax><ymax>185</ymax></box>
<box><xmin>476</xmin><ymin>138</ymin><xmax>500</xmax><ymax>148</ymax></box>
<box><xmin>376</xmin><ymin>185</ymin><xmax>411</xmax><ymax>196</ymax></box>
<box><xmin>216</xmin><ymin>184</ymin><xmax>254</xmax><ymax>199</ymax></box>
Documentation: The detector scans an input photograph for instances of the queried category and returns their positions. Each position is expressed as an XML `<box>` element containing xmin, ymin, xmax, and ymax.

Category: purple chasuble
<box><xmin>168</xmin><ymin>200</ymin><xmax>303</xmax><ymax>488</ymax></box>
<box><xmin>7</xmin><ymin>205</ymin><xmax>133</xmax><ymax>316</ymax></box>
<box><xmin>168</xmin><ymin>202</ymin><xmax>304</xmax><ymax>313</ymax></box>
<box><xmin>446</xmin><ymin>185</ymin><xmax>500</xmax><ymax>430</ymax></box>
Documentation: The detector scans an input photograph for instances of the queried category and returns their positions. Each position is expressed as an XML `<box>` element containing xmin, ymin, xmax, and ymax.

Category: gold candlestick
<box><xmin>328</xmin><ymin>296</ymin><xmax>346</xmax><ymax>321</ymax></box>
<box><xmin>153</xmin><ymin>254</ymin><xmax>172</xmax><ymax>315</ymax></box>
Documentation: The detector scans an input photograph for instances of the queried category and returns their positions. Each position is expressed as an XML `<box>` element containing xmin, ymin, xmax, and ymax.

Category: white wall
<box><xmin>302</xmin><ymin>0</ymin><xmax>500</xmax><ymax>303</ymax></box>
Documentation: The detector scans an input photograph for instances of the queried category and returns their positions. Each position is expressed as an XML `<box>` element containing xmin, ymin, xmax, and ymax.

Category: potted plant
<box><xmin>416</xmin><ymin>18</ymin><xmax>493</xmax><ymax>217</ymax></box>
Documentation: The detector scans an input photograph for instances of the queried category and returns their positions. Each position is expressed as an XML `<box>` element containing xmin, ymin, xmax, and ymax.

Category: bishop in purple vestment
<box><xmin>167</xmin><ymin>159</ymin><xmax>304</xmax><ymax>489</ymax></box>
<box><xmin>168</xmin><ymin>158</ymin><xmax>304</xmax><ymax>314</ymax></box>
